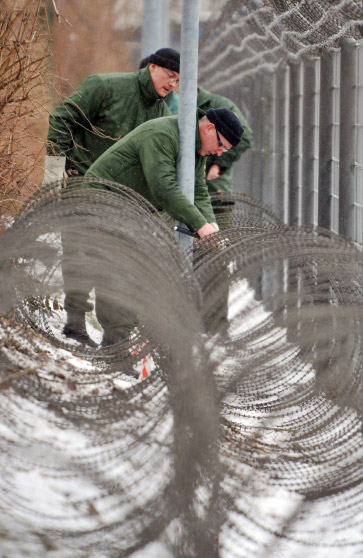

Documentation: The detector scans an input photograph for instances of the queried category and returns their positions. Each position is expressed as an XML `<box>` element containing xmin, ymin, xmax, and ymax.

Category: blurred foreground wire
<box><xmin>0</xmin><ymin>179</ymin><xmax>362</xmax><ymax>557</ymax></box>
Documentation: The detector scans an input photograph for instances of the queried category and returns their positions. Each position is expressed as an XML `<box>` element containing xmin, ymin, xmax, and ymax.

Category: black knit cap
<box><xmin>139</xmin><ymin>56</ymin><xmax>150</xmax><ymax>70</ymax></box>
<box><xmin>149</xmin><ymin>48</ymin><xmax>180</xmax><ymax>73</ymax></box>
<box><xmin>206</xmin><ymin>108</ymin><xmax>244</xmax><ymax>147</ymax></box>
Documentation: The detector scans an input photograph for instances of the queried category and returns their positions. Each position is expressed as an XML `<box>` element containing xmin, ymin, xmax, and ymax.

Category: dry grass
<box><xmin>0</xmin><ymin>0</ymin><xmax>52</xmax><ymax>225</ymax></box>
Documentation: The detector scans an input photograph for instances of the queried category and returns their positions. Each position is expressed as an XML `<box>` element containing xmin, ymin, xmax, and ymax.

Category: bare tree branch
<box><xmin>51</xmin><ymin>0</ymin><xmax>72</xmax><ymax>27</ymax></box>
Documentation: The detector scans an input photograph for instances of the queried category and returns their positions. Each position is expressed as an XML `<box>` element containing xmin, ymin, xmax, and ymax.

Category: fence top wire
<box><xmin>199</xmin><ymin>0</ymin><xmax>363</xmax><ymax>88</ymax></box>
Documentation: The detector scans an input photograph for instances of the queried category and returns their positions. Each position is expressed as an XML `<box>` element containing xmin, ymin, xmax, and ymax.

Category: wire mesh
<box><xmin>199</xmin><ymin>0</ymin><xmax>363</xmax><ymax>89</ymax></box>
<box><xmin>1</xmin><ymin>179</ymin><xmax>362</xmax><ymax>556</ymax></box>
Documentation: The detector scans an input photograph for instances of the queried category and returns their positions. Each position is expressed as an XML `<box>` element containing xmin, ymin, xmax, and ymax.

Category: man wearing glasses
<box><xmin>161</xmin><ymin>84</ymin><xmax>253</xmax><ymax>225</ymax></box>
<box><xmin>138</xmin><ymin>53</ymin><xmax>252</xmax><ymax>210</ymax></box>
<box><xmin>84</xmin><ymin>107</ymin><xmax>243</xmax><ymax>238</ymax></box>
<box><xmin>45</xmin><ymin>48</ymin><xmax>180</xmax><ymax>179</ymax></box>
<box><xmin>80</xmin><ymin>107</ymin><xmax>244</xmax><ymax>345</ymax></box>
<box><xmin>196</xmin><ymin>86</ymin><xmax>253</xmax><ymax>200</ymax></box>
<box><xmin>44</xmin><ymin>48</ymin><xmax>180</xmax><ymax>346</ymax></box>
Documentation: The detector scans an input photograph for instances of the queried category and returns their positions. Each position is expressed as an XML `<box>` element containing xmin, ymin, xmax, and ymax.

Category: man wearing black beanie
<box><xmin>46</xmin><ymin>47</ymin><xmax>180</xmax><ymax>176</ymax></box>
<box><xmin>82</xmin><ymin>107</ymin><xmax>244</xmax><ymax>342</ymax></box>
<box><xmin>44</xmin><ymin>48</ymin><xmax>180</xmax><ymax>347</ymax></box>
<box><xmin>85</xmin><ymin>107</ymin><xmax>245</xmax><ymax>235</ymax></box>
<box><xmin>139</xmin><ymin>53</ymin><xmax>253</xmax><ymax>216</ymax></box>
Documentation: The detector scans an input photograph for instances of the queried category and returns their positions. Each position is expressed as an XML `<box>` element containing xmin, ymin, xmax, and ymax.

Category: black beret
<box><xmin>139</xmin><ymin>56</ymin><xmax>150</xmax><ymax>70</ymax></box>
<box><xmin>149</xmin><ymin>48</ymin><xmax>180</xmax><ymax>73</ymax></box>
<box><xmin>206</xmin><ymin>108</ymin><xmax>244</xmax><ymax>147</ymax></box>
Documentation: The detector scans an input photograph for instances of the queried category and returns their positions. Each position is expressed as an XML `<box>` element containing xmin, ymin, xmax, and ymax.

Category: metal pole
<box><xmin>272</xmin><ymin>67</ymin><xmax>288</xmax><ymax>223</ymax></box>
<box><xmin>261</xmin><ymin>73</ymin><xmax>275</xmax><ymax>309</ymax></box>
<box><xmin>355</xmin><ymin>40</ymin><xmax>363</xmax><ymax>247</ymax></box>
<box><xmin>176</xmin><ymin>0</ymin><xmax>200</xmax><ymax>250</ymax></box>
<box><xmin>141</xmin><ymin>0</ymin><xmax>163</xmax><ymax>57</ymax></box>
<box><xmin>271</xmin><ymin>67</ymin><xmax>289</xmax><ymax>312</ymax></box>
<box><xmin>287</xmin><ymin>63</ymin><xmax>303</xmax><ymax>344</ymax></box>
<box><xmin>251</xmin><ymin>73</ymin><xmax>264</xmax><ymax>202</ymax></box>
<box><xmin>262</xmin><ymin>73</ymin><xmax>274</xmax><ymax>209</ymax></box>
<box><xmin>288</xmin><ymin>62</ymin><xmax>303</xmax><ymax>227</ymax></box>
<box><xmin>302</xmin><ymin>56</ymin><xmax>320</xmax><ymax>227</ymax></box>
<box><xmin>339</xmin><ymin>38</ymin><xmax>356</xmax><ymax>241</ymax></box>
<box><xmin>160</xmin><ymin>0</ymin><xmax>171</xmax><ymax>47</ymax></box>
<box><xmin>231</xmin><ymin>79</ymin><xmax>253</xmax><ymax>195</ymax></box>
<box><xmin>318</xmin><ymin>48</ymin><xmax>340</xmax><ymax>232</ymax></box>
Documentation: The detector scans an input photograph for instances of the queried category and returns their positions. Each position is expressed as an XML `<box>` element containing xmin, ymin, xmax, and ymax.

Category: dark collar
<box><xmin>137</xmin><ymin>66</ymin><xmax>161</xmax><ymax>105</ymax></box>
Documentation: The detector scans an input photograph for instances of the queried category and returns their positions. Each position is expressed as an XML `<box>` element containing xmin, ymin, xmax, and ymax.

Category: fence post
<box><xmin>261</xmin><ymin>73</ymin><xmax>274</xmax><ymax>210</ymax></box>
<box><xmin>141</xmin><ymin>0</ymin><xmax>163</xmax><ymax>57</ymax></box>
<box><xmin>273</xmin><ymin>66</ymin><xmax>289</xmax><ymax>223</ymax></box>
<box><xmin>160</xmin><ymin>0</ymin><xmax>171</xmax><ymax>47</ymax></box>
<box><xmin>302</xmin><ymin>56</ymin><xmax>320</xmax><ymax>227</ymax></box>
<box><xmin>339</xmin><ymin>38</ymin><xmax>356</xmax><ymax>242</ymax></box>
<box><xmin>318</xmin><ymin>48</ymin><xmax>341</xmax><ymax>232</ymax></box>
<box><xmin>288</xmin><ymin>62</ymin><xmax>303</xmax><ymax>227</ymax></box>
<box><xmin>247</xmin><ymin>74</ymin><xmax>264</xmax><ymax>202</ymax></box>
<box><xmin>354</xmin><ymin>39</ymin><xmax>363</xmax><ymax>247</ymax></box>
<box><xmin>175</xmin><ymin>0</ymin><xmax>200</xmax><ymax>250</ymax></box>
<box><xmin>233</xmin><ymin>78</ymin><xmax>255</xmax><ymax>196</ymax></box>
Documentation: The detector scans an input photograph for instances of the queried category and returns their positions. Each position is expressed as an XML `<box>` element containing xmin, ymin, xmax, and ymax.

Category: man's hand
<box><xmin>197</xmin><ymin>223</ymin><xmax>218</xmax><ymax>239</ymax></box>
<box><xmin>206</xmin><ymin>164</ymin><xmax>220</xmax><ymax>181</ymax></box>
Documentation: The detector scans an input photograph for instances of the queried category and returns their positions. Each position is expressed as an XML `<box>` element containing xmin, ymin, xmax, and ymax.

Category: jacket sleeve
<box><xmin>194</xmin><ymin>159</ymin><xmax>216</xmax><ymax>223</ymax></box>
<box><xmin>138</xmin><ymin>133</ymin><xmax>209</xmax><ymax>231</ymax></box>
<box><xmin>46</xmin><ymin>75</ymin><xmax>105</xmax><ymax>158</ymax></box>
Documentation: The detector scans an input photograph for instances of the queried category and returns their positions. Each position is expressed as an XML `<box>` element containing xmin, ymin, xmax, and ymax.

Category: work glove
<box><xmin>42</xmin><ymin>155</ymin><xmax>66</xmax><ymax>185</ymax></box>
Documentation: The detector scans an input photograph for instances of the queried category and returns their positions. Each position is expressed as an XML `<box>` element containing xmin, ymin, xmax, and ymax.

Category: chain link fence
<box><xmin>0</xmin><ymin>2</ymin><xmax>363</xmax><ymax>557</ymax></box>
<box><xmin>199</xmin><ymin>0</ymin><xmax>363</xmax><ymax>247</ymax></box>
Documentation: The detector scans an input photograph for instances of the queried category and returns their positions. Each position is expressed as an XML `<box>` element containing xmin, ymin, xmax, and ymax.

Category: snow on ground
<box><xmin>0</xmin><ymin>277</ymin><xmax>362</xmax><ymax>556</ymax></box>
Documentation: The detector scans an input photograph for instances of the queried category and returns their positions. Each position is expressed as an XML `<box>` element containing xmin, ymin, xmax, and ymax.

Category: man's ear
<box><xmin>204</xmin><ymin>122</ymin><xmax>215</xmax><ymax>134</ymax></box>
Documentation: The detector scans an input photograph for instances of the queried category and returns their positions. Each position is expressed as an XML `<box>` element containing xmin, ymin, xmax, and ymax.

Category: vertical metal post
<box><xmin>339</xmin><ymin>38</ymin><xmax>356</xmax><ymax>241</ymax></box>
<box><xmin>270</xmin><ymin>67</ymin><xmax>289</xmax><ymax>313</ymax></box>
<box><xmin>261</xmin><ymin>73</ymin><xmax>274</xmax><ymax>209</ymax></box>
<box><xmin>264</xmin><ymin>67</ymin><xmax>287</xmax><ymax>314</ymax></box>
<box><xmin>261</xmin><ymin>73</ymin><xmax>274</xmax><ymax>307</ymax></box>
<box><xmin>232</xmin><ymin>79</ymin><xmax>254</xmax><ymax>196</ymax></box>
<box><xmin>141</xmin><ymin>0</ymin><xmax>163</xmax><ymax>57</ymax></box>
<box><xmin>286</xmin><ymin>63</ymin><xmax>303</xmax><ymax>345</ymax></box>
<box><xmin>354</xmin><ymin>39</ymin><xmax>363</xmax><ymax>247</ymax></box>
<box><xmin>160</xmin><ymin>0</ymin><xmax>171</xmax><ymax>48</ymax></box>
<box><xmin>245</xmin><ymin>74</ymin><xmax>264</xmax><ymax>299</ymax></box>
<box><xmin>302</xmin><ymin>56</ymin><xmax>320</xmax><ymax>227</ymax></box>
<box><xmin>318</xmin><ymin>48</ymin><xmax>340</xmax><ymax>232</ymax></box>
<box><xmin>234</xmin><ymin>77</ymin><xmax>256</xmax><ymax>198</ymax></box>
<box><xmin>176</xmin><ymin>0</ymin><xmax>200</xmax><ymax>250</ymax></box>
<box><xmin>288</xmin><ymin>62</ymin><xmax>303</xmax><ymax>227</ymax></box>
<box><xmin>250</xmin><ymin>73</ymin><xmax>264</xmax><ymax>202</ymax></box>
<box><xmin>272</xmin><ymin>66</ymin><xmax>289</xmax><ymax>223</ymax></box>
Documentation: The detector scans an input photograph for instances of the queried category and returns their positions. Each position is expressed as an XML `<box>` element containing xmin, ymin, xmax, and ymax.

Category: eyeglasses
<box><xmin>162</xmin><ymin>67</ymin><xmax>179</xmax><ymax>85</ymax></box>
<box><xmin>215</xmin><ymin>129</ymin><xmax>228</xmax><ymax>152</ymax></box>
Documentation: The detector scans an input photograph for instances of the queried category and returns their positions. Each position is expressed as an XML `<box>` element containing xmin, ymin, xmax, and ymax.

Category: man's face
<box><xmin>149</xmin><ymin>63</ymin><xmax>180</xmax><ymax>97</ymax></box>
<box><xmin>198</xmin><ymin>122</ymin><xmax>232</xmax><ymax>157</ymax></box>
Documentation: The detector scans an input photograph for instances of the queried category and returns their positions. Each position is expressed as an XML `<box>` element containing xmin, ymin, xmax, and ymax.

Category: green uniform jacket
<box><xmin>85</xmin><ymin>112</ymin><xmax>215</xmax><ymax>232</ymax></box>
<box><xmin>197</xmin><ymin>87</ymin><xmax>253</xmax><ymax>195</ymax></box>
<box><xmin>46</xmin><ymin>67</ymin><xmax>171</xmax><ymax>175</ymax></box>
<box><xmin>165</xmin><ymin>90</ymin><xmax>179</xmax><ymax>115</ymax></box>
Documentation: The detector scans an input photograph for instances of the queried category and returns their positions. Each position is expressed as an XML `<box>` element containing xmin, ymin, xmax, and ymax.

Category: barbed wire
<box><xmin>0</xmin><ymin>180</ymin><xmax>362</xmax><ymax>555</ymax></box>
<box><xmin>199</xmin><ymin>0</ymin><xmax>363</xmax><ymax>88</ymax></box>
